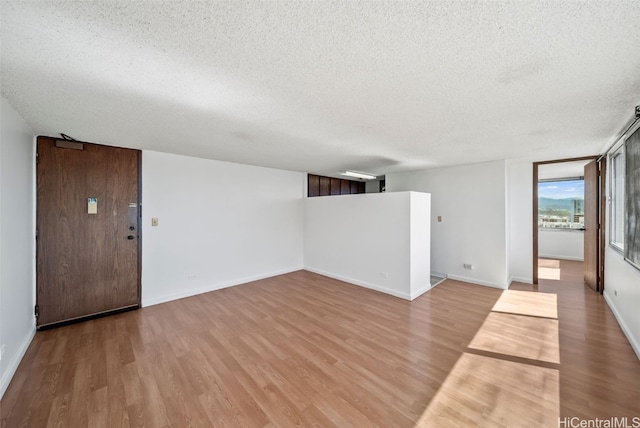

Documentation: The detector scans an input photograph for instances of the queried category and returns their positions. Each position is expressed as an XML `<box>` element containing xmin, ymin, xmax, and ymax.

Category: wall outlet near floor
<box><xmin>380</xmin><ymin>272</ymin><xmax>389</xmax><ymax>278</ymax></box>
<box><xmin>463</xmin><ymin>263</ymin><xmax>473</xmax><ymax>270</ymax></box>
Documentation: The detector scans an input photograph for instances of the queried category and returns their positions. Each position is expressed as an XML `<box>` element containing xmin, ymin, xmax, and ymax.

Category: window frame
<box><xmin>608</xmin><ymin>140</ymin><xmax>625</xmax><ymax>253</ymax></box>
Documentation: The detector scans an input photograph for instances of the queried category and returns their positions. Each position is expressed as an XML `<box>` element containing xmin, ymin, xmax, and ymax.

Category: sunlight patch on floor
<box><xmin>415</xmin><ymin>288</ymin><xmax>560</xmax><ymax>427</ymax></box>
<box><xmin>539</xmin><ymin>267</ymin><xmax>561</xmax><ymax>280</ymax></box>
<box><xmin>538</xmin><ymin>258</ymin><xmax>561</xmax><ymax>280</ymax></box>
<box><xmin>538</xmin><ymin>259</ymin><xmax>560</xmax><ymax>269</ymax></box>
<box><xmin>414</xmin><ymin>353</ymin><xmax>559</xmax><ymax>427</ymax></box>
<box><xmin>492</xmin><ymin>290</ymin><xmax>558</xmax><ymax>319</ymax></box>
<box><xmin>468</xmin><ymin>312</ymin><xmax>559</xmax><ymax>363</ymax></box>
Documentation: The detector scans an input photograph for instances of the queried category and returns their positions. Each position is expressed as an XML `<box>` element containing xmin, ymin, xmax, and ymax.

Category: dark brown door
<box><xmin>36</xmin><ymin>137</ymin><xmax>141</xmax><ymax>327</ymax></box>
<box><xmin>584</xmin><ymin>160</ymin><xmax>599</xmax><ymax>291</ymax></box>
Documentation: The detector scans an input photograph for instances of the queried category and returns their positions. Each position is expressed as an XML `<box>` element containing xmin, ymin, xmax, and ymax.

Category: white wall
<box><xmin>365</xmin><ymin>179</ymin><xmax>381</xmax><ymax>193</ymax></box>
<box><xmin>507</xmin><ymin>161</ymin><xmax>533</xmax><ymax>283</ymax></box>
<box><xmin>387</xmin><ymin>161</ymin><xmax>508</xmax><ymax>289</ymax></box>
<box><xmin>604</xmin><ymin>249</ymin><xmax>640</xmax><ymax>358</ymax></box>
<box><xmin>410</xmin><ymin>192</ymin><xmax>431</xmax><ymax>297</ymax></box>
<box><xmin>141</xmin><ymin>151</ymin><xmax>305</xmax><ymax>306</ymax></box>
<box><xmin>0</xmin><ymin>98</ymin><xmax>36</xmax><ymax>399</ymax></box>
<box><xmin>304</xmin><ymin>192</ymin><xmax>431</xmax><ymax>300</ymax></box>
<box><xmin>538</xmin><ymin>230</ymin><xmax>584</xmax><ymax>261</ymax></box>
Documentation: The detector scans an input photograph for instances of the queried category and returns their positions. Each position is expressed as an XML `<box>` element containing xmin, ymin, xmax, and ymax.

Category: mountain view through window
<box><xmin>538</xmin><ymin>179</ymin><xmax>585</xmax><ymax>229</ymax></box>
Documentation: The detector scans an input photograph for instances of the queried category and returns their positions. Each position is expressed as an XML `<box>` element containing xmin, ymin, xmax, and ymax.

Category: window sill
<box><xmin>608</xmin><ymin>243</ymin><xmax>624</xmax><ymax>256</ymax></box>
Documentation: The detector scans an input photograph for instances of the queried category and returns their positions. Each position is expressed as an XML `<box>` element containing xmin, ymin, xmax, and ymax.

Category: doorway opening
<box><xmin>532</xmin><ymin>156</ymin><xmax>604</xmax><ymax>292</ymax></box>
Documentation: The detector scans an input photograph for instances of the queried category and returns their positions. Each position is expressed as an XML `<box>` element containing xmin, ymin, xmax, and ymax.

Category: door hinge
<box><xmin>35</xmin><ymin>228</ymin><xmax>38</xmax><ymax>240</ymax></box>
<box><xmin>34</xmin><ymin>305</ymin><xmax>39</xmax><ymax>319</ymax></box>
<box><xmin>36</xmin><ymin>153</ymin><xmax>39</xmax><ymax>164</ymax></box>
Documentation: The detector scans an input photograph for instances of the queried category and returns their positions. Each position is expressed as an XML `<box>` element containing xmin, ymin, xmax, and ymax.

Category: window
<box><xmin>538</xmin><ymin>178</ymin><xmax>585</xmax><ymax>229</ymax></box>
<box><xmin>609</xmin><ymin>145</ymin><xmax>625</xmax><ymax>251</ymax></box>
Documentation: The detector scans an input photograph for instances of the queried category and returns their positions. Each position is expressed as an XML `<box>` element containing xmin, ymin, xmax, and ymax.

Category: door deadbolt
<box><xmin>127</xmin><ymin>235</ymin><xmax>135</xmax><ymax>240</ymax></box>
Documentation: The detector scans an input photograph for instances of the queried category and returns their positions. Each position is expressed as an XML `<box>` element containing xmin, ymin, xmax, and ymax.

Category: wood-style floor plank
<box><xmin>2</xmin><ymin>262</ymin><xmax>639</xmax><ymax>427</ymax></box>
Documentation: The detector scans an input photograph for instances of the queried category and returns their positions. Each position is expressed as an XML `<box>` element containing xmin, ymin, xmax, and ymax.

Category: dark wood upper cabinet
<box><xmin>307</xmin><ymin>174</ymin><xmax>366</xmax><ymax>198</ymax></box>
<box><xmin>330</xmin><ymin>178</ymin><xmax>341</xmax><ymax>195</ymax></box>
<box><xmin>319</xmin><ymin>176</ymin><xmax>331</xmax><ymax>196</ymax></box>
<box><xmin>308</xmin><ymin>174</ymin><xmax>320</xmax><ymax>197</ymax></box>
<box><xmin>341</xmin><ymin>180</ymin><xmax>351</xmax><ymax>195</ymax></box>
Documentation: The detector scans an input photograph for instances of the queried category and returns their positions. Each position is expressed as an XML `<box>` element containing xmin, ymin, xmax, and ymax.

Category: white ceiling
<box><xmin>1</xmin><ymin>1</ymin><xmax>639</xmax><ymax>177</ymax></box>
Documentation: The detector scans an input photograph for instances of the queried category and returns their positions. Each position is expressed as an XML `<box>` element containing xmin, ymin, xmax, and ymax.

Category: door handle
<box><xmin>127</xmin><ymin>235</ymin><xmax>135</xmax><ymax>240</ymax></box>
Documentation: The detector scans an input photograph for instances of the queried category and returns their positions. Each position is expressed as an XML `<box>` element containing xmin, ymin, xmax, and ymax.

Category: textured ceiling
<box><xmin>1</xmin><ymin>1</ymin><xmax>639</xmax><ymax>177</ymax></box>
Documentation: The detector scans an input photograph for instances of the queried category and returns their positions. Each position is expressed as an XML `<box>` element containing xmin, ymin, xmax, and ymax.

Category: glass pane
<box><xmin>538</xmin><ymin>179</ymin><xmax>584</xmax><ymax>229</ymax></box>
<box><xmin>611</xmin><ymin>150</ymin><xmax>625</xmax><ymax>248</ymax></box>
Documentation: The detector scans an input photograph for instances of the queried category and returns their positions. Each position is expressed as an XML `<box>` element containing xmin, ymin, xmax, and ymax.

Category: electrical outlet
<box><xmin>151</xmin><ymin>218</ymin><xmax>159</xmax><ymax>227</ymax></box>
<box><xmin>380</xmin><ymin>272</ymin><xmax>389</xmax><ymax>278</ymax></box>
<box><xmin>463</xmin><ymin>263</ymin><xmax>473</xmax><ymax>270</ymax></box>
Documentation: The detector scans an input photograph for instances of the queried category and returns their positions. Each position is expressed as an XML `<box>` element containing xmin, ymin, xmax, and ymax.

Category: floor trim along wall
<box><xmin>410</xmin><ymin>283</ymin><xmax>432</xmax><ymax>300</ymax></box>
<box><xmin>0</xmin><ymin>326</ymin><xmax>36</xmax><ymax>399</ymax></box>
<box><xmin>431</xmin><ymin>271</ymin><xmax>447</xmax><ymax>279</ymax></box>
<box><xmin>142</xmin><ymin>267</ymin><xmax>303</xmax><ymax>307</ymax></box>
<box><xmin>447</xmin><ymin>274</ymin><xmax>508</xmax><ymax>290</ymax></box>
<box><xmin>508</xmin><ymin>276</ymin><xmax>533</xmax><ymax>285</ymax></box>
<box><xmin>303</xmin><ymin>267</ymin><xmax>412</xmax><ymax>300</ymax></box>
<box><xmin>604</xmin><ymin>291</ymin><xmax>640</xmax><ymax>360</ymax></box>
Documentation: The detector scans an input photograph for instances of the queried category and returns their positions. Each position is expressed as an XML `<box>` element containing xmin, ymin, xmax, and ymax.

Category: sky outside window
<box><xmin>538</xmin><ymin>180</ymin><xmax>584</xmax><ymax>199</ymax></box>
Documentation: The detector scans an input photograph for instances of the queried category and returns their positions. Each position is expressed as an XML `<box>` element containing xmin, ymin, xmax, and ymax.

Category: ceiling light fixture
<box><xmin>340</xmin><ymin>170</ymin><xmax>377</xmax><ymax>180</ymax></box>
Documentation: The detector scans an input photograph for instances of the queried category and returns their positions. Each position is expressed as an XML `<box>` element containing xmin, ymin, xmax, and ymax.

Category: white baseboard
<box><xmin>604</xmin><ymin>291</ymin><xmax>640</xmax><ymax>360</ymax></box>
<box><xmin>447</xmin><ymin>274</ymin><xmax>508</xmax><ymax>290</ymax></box>
<box><xmin>509</xmin><ymin>276</ymin><xmax>533</xmax><ymax>285</ymax></box>
<box><xmin>410</xmin><ymin>283</ymin><xmax>432</xmax><ymax>300</ymax></box>
<box><xmin>539</xmin><ymin>254</ymin><xmax>584</xmax><ymax>262</ymax></box>
<box><xmin>0</xmin><ymin>326</ymin><xmax>36</xmax><ymax>400</ymax></box>
<box><xmin>142</xmin><ymin>266</ymin><xmax>303</xmax><ymax>307</ymax></box>
<box><xmin>303</xmin><ymin>266</ymin><xmax>412</xmax><ymax>301</ymax></box>
<box><xmin>431</xmin><ymin>271</ymin><xmax>447</xmax><ymax>279</ymax></box>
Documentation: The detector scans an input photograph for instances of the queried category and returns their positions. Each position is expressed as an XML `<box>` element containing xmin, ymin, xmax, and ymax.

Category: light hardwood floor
<box><xmin>1</xmin><ymin>262</ymin><xmax>639</xmax><ymax>427</ymax></box>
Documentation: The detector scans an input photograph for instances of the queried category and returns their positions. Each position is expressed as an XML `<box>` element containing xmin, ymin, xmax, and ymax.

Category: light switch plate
<box><xmin>151</xmin><ymin>218</ymin><xmax>159</xmax><ymax>227</ymax></box>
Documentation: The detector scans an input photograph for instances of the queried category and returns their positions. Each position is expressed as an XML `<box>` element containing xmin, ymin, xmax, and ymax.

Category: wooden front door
<box><xmin>583</xmin><ymin>159</ymin><xmax>599</xmax><ymax>291</ymax></box>
<box><xmin>36</xmin><ymin>137</ymin><xmax>141</xmax><ymax>327</ymax></box>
